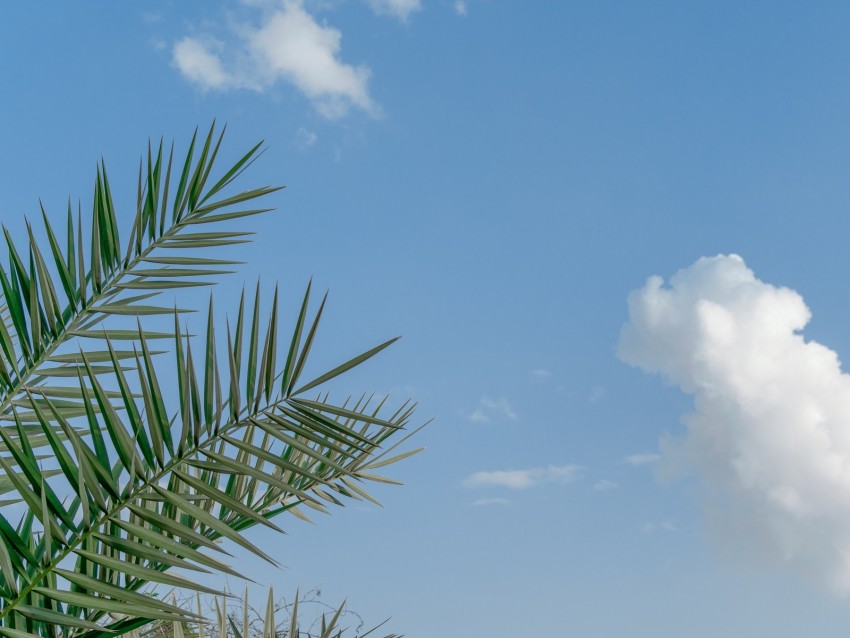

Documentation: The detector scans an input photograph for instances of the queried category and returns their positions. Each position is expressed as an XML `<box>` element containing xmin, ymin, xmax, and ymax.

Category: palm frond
<box><xmin>0</xmin><ymin>127</ymin><xmax>423</xmax><ymax>638</ymax></box>
<box><xmin>0</xmin><ymin>282</ymin><xmax>420</xmax><ymax>638</ymax></box>
<box><xmin>0</xmin><ymin>124</ymin><xmax>280</xmax><ymax>438</ymax></box>
<box><xmin>139</xmin><ymin>586</ymin><xmax>405</xmax><ymax>638</ymax></box>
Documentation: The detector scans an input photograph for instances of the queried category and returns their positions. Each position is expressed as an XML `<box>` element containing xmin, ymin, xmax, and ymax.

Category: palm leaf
<box><xmin>135</xmin><ymin>586</ymin><xmax>403</xmax><ymax>638</ymax></box>
<box><xmin>0</xmin><ymin>127</ymin><xmax>422</xmax><ymax>638</ymax></box>
<box><xmin>0</xmin><ymin>283</ymin><xmax>419</xmax><ymax>638</ymax></box>
<box><xmin>0</xmin><ymin>125</ymin><xmax>281</xmax><ymax>446</ymax></box>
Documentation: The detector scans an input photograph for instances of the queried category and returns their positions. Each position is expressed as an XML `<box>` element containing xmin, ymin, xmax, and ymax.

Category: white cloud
<box><xmin>472</xmin><ymin>497</ymin><xmax>509</xmax><ymax>507</ymax></box>
<box><xmin>295</xmin><ymin>127</ymin><xmax>317</xmax><ymax>148</ymax></box>
<box><xmin>173</xmin><ymin>37</ymin><xmax>233</xmax><ymax>90</ymax></box>
<box><xmin>624</xmin><ymin>453</ymin><xmax>661</xmax><ymax>467</ymax></box>
<box><xmin>454</xmin><ymin>1</ymin><xmax>468</xmax><ymax>16</ymax></box>
<box><xmin>531</xmin><ymin>369</ymin><xmax>551</xmax><ymax>380</ymax></box>
<box><xmin>366</xmin><ymin>0</ymin><xmax>421</xmax><ymax>21</ymax></box>
<box><xmin>619</xmin><ymin>254</ymin><xmax>850</xmax><ymax>595</ymax></box>
<box><xmin>593</xmin><ymin>479</ymin><xmax>618</xmax><ymax>491</ymax></box>
<box><xmin>641</xmin><ymin>520</ymin><xmax>679</xmax><ymax>534</ymax></box>
<box><xmin>467</xmin><ymin>396</ymin><xmax>517</xmax><ymax>423</ymax></box>
<box><xmin>589</xmin><ymin>386</ymin><xmax>605</xmax><ymax>403</ymax></box>
<box><xmin>464</xmin><ymin>465</ymin><xmax>582</xmax><ymax>490</ymax></box>
<box><xmin>173</xmin><ymin>0</ymin><xmax>376</xmax><ymax>118</ymax></box>
<box><xmin>480</xmin><ymin>396</ymin><xmax>517</xmax><ymax>419</ymax></box>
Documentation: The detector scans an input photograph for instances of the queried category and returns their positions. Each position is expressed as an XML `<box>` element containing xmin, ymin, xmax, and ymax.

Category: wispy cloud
<box><xmin>589</xmin><ymin>386</ymin><xmax>605</xmax><ymax>403</ymax></box>
<box><xmin>619</xmin><ymin>253</ymin><xmax>850</xmax><ymax>595</ymax></box>
<box><xmin>641</xmin><ymin>520</ymin><xmax>679</xmax><ymax>534</ymax></box>
<box><xmin>472</xmin><ymin>497</ymin><xmax>509</xmax><ymax>507</ymax></box>
<box><xmin>481</xmin><ymin>396</ymin><xmax>517</xmax><ymax>419</ymax></box>
<box><xmin>593</xmin><ymin>479</ymin><xmax>618</xmax><ymax>491</ymax></box>
<box><xmin>294</xmin><ymin>127</ymin><xmax>317</xmax><ymax>148</ymax></box>
<box><xmin>467</xmin><ymin>395</ymin><xmax>518</xmax><ymax>423</ymax></box>
<box><xmin>366</xmin><ymin>0</ymin><xmax>421</xmax><ymax>21</ymax></box>
<box><xmin>464</xmin><ymin>465</ymin><xmax>582</xmax><ymax>490</ymax></box>
<box><xmin>624</xmin><ymin>453</ymin><xmax>660</xmax><ymax>467</ymax></box>
<box><xmin>454</xmin><ymin>1</ymin><xmax>468</xmax><ymax>16</ymax></box>
<box><xmin>172</xmin><ymin>0</ymin><xmax>376</xmax><ymax>119</ymax></box>
<box><xmin>530</xmin><ymin>369</ymin><xmax>551</xmax><ymax>380</ymax></box>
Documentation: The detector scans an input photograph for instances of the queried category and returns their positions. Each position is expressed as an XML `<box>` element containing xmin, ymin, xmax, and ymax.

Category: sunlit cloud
<box><xmin>619</xmin><ymin>254</ymin><xmax>850</xmax><ymax>595</ymax></box>
<box><xmin>173</xmin><ymin>0</ymin><xmax>376</xmax><ymax>118</ymax></box>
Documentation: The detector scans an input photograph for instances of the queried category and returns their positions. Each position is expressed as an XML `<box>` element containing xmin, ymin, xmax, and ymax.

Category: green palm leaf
<box><xmin>129</xmin><ymin>586</ymin><xmax>403</xmax><ymax>638</ymax></box>
<box><xmin>0</xmin><ymin>287</ymin><xmax>418</xmax><ymax>637</ymax></box>
<box><xmin>0</xmin><ymin>126</ymin><xmax>423</xmax><ymax>638</ymax></box>
<box><xmin>0</xmin><ymin>124</ymin><xmax>280</xmax><ymax>438</ymax></box>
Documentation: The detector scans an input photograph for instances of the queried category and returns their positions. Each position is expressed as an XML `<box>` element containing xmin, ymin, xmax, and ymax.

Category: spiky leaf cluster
<box><xmin>0</xmin><ymin>126</ymin><xmax>422</xmax><ymax>638</ymax></box>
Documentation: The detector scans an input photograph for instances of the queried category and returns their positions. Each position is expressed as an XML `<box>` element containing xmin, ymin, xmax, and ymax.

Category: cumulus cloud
<box><xmin>172</xmin><ymin>0</ymin><xmax>376</xmax><ymax>118</ymax></box>
<box><xmin>464</xmin><ymin>465</ymin><xmax>582</xmax><ymax>490</ymax></box>
<box><xmin>619</xmin><ymin>254</ymin><xmax>850</xmax><ymax>594</ymax></box>
<box><xmin>366</xmin><ymin>0</ymin><xmax>421</xmax><ymax>21</ymax></box>
<box><xmin>173</xmin><ymin>37</ymin><xmax>233</xmax><ymax>90</ymax></box>
<box><xmin>624</xmin><ymin>453</ymin><xmax>661</xmax><ymax>467</ymax></box>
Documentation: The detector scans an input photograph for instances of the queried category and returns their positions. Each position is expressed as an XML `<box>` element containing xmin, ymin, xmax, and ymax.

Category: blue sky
<box><xmin>6</xmin><ymin>1</ymin><xmax>850</xmax><ymax>636</ymax></box>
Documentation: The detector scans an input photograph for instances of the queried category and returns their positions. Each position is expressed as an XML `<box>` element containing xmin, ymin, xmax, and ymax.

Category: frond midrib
<box><xmin>0</xmin><ymin>396</ymin><xmax>293</xmax><ymax>624</ymax></box>
<box><xmin>0</xmin><ymin>205</ymin><xmax>246</xmax><ymax>424</ymax></box>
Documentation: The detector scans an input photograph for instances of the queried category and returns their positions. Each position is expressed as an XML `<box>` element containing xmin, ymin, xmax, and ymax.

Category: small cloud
<box><xmin>641</xmin><ymin>520</ymin><xmax>679</xmax><ymax>534</ymax></box>
<box><xmin>589</xmin><ymin>386</ymin><xmax>605</xmax><ymax>403</ymax></box>
<box><xmin>530</xmin><ymin>369</ymin><xmax>551</xmax><ymax>380</ymax></box>
<box><xmin>454</xmin><ymin>1</ymin><xmax>468</xmax><ymax>16</ymax></box>
<box><xmin>150</xmin><ymin>36</ymin><xmax>167</xmax><ymax>52</ymax></box>
<box><xmin>365</xmin><ymin>0</ymin><xmax>421</xmax><ymax>21</ymax></box>
<box><xmin>295</xmin><ymin>127</ymin><xmax>317</xmax><ymax>148</ymax></box>
<box><xmin>593</xmin><ymin>479</ymin><xmax>618</xmax><ymax>492</ymax></box>
<box><xmin>173</xmin><ymin>0</ymin><xmax>376</xmax><ymax>119</ymax></box>
<box><xmin>480</xmin><ymin>396</ymin><xmax>517</xmax><ymax>420</ymax></box>
<box><xmin>464</xmin><ymin>464</ymin><xmax>583</xmax><ymax>490</ymax></box>
<box><xmin>472</xmin><ymin>497</ymin><xmax>509</xmax><ymax>507</ymax></box>
<box><xmin>624</xmin><ymin>453</ymin><xmax>660</xmax><ymax>467</ymax></box>
<box><xmin>467</xmin><ymin>396</ymin><xmax>517</xmax><ymax>423</ymax></box>
<box><xmin>173</xmin><ymin>37</ymin><xmax>233</xmax><ymax>91</ymax></box>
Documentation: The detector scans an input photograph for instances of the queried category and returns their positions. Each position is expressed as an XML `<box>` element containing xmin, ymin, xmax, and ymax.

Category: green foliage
<box><xmin>0</xmin><ymin>125</ymin><xmax>422</xmax><ymax>638</ymax></box>
<box><xmin>132</xmin><ymin>587</ymin><xmax>402</xmax><ymax>638</ymax></box>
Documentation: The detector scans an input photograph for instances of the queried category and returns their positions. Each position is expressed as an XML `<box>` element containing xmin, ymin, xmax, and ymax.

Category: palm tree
<box><xmin>0</xmin><ymin>125</ymin><xmax>423</xmax><ymax>638</ymax></box>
